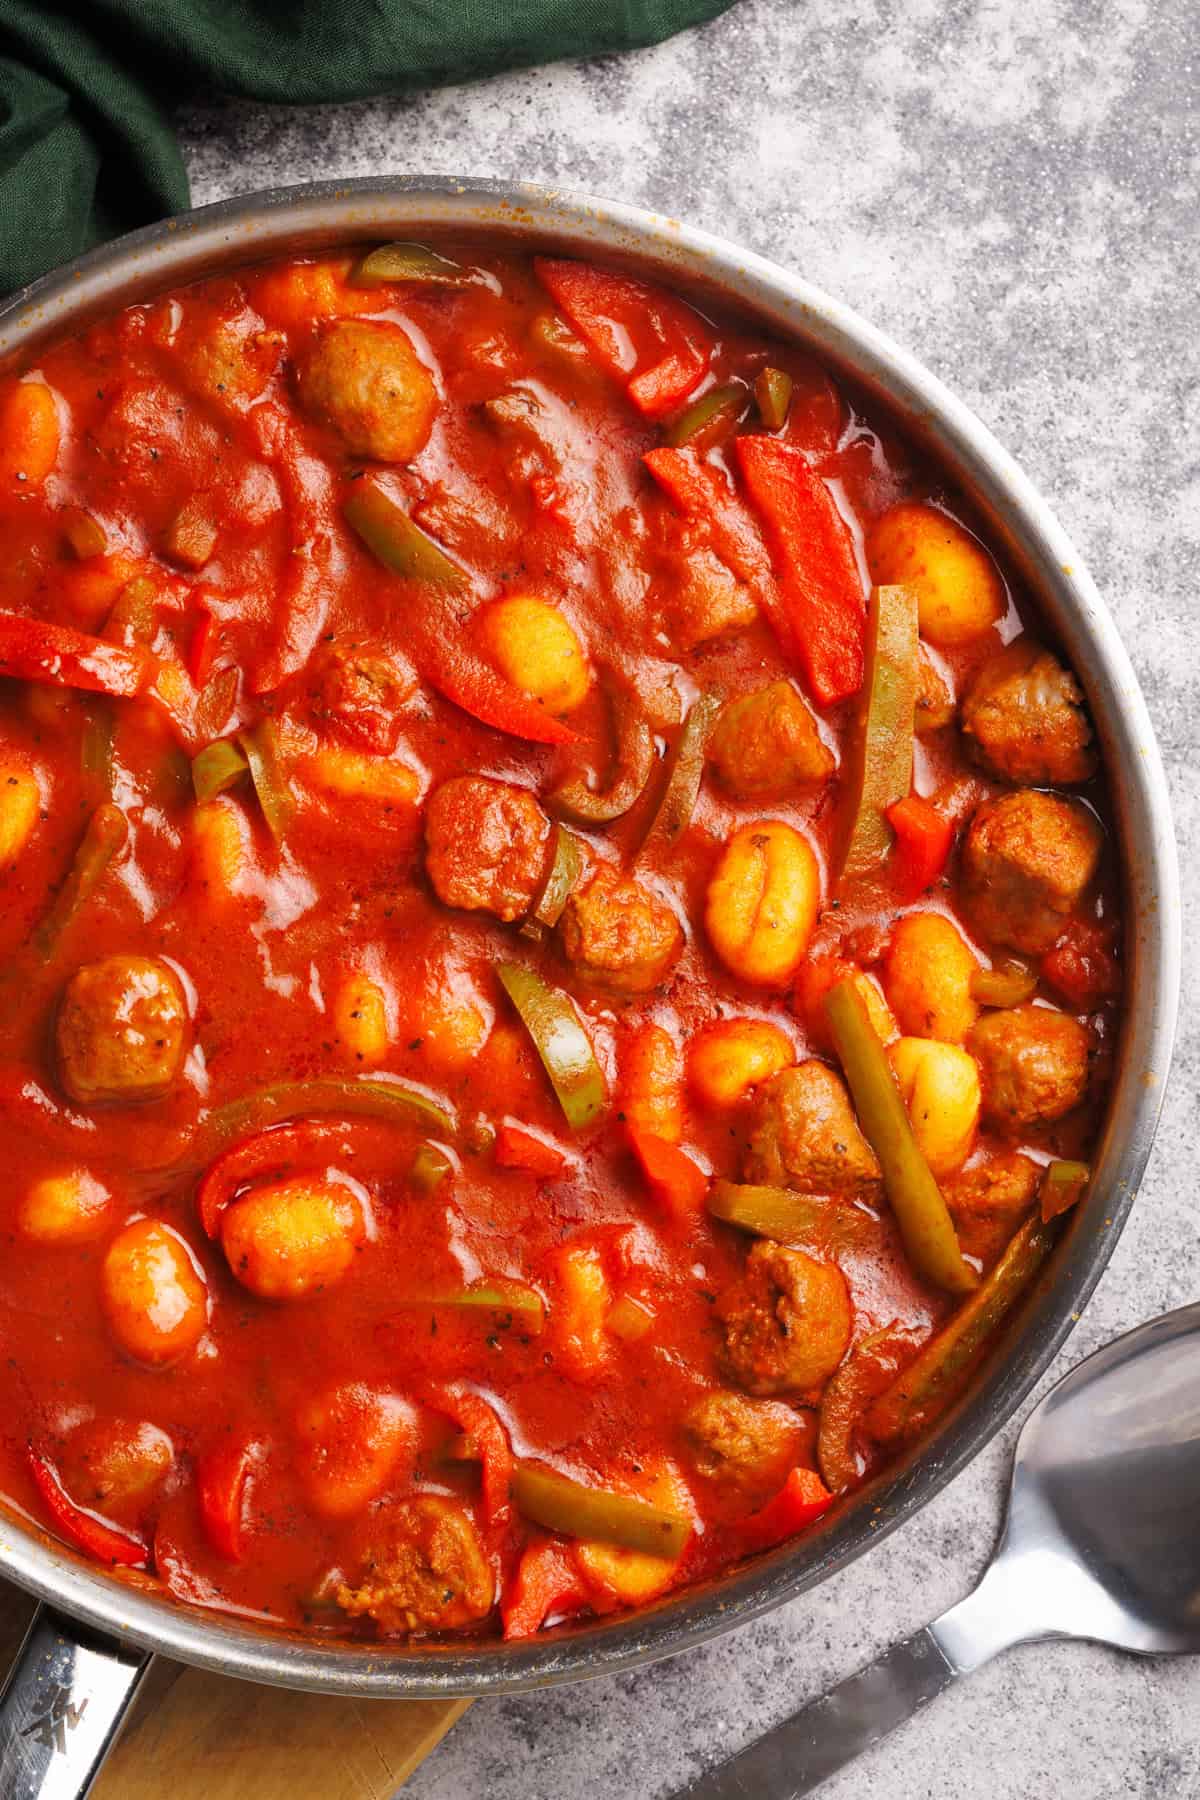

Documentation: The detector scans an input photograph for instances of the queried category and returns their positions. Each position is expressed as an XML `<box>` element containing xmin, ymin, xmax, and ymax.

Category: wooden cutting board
<box><xmin>0</xmin><ymin>1579</ymin><xmax>469</xmax><ymax>1798</ymax></box>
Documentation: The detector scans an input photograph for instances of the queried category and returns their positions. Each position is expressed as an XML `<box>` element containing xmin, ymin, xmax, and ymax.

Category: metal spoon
<box><xmin>676</xmin><ymin>1301</ymin><xmax>1200</xmax><ymax>1798</ymax></box>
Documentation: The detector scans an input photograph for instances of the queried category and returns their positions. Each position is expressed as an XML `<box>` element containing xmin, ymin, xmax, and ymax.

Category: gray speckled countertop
<box><xmin>177</xmin><ymin>3</ymin><xmax>1198</xmax><ymax>1792</ymax></box>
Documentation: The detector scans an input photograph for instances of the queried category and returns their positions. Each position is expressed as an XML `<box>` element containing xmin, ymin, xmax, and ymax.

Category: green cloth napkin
<box><xmin>0</xmin><ymin>0</ymin><xmax>732</xmax><ymax>296</ymax></box>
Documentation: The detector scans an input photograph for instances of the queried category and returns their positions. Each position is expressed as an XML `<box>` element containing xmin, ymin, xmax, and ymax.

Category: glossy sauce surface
<box><xmin>0</xmin><ymin>242</ymin><xmax>1122</xmax><ymax>1640</ymax></box>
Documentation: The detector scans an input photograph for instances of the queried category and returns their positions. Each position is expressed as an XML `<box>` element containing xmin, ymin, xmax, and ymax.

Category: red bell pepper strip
<box><xmin>247</xmin><ymin>404</ymin><xmax>340</xmax><ymax>693</ymax></box>
<box><xmin>188</xmin><ymin>603</ymin><xmax>218</xmax><ymax>689</ymax></box>
<box><xmin>738</xmin><ymin>1466</ymin><xmax>834</xmax><ymax>1554</ymax></box>
<box><xmin>0</xmin><ymin>612</ymin><xmax>153</xmax><ymax>698</ymax></box>
<box><xmin>534</xmin><ymin>259</ymin><xmax>711</xmax><ymax>417</ymax></box>
<box><xmin>734</xmin><ymin>436</ymin><xmax>865</xmax><ymax>706</ymax></box>
<box><xmin>197</xmin><ymin>1438</ymin><xmax>261</xmax><ymax>1561</ymax></box>
<box><xmin>27</xmin><ymin>1447</ymin><xmax>149</xmax><ymax>1569</ymax></box>
<box><xmin>421</xmin><ymin>637</ymin><xmax>578</xmax><ymax>746</ymax></box>
<box><xmin>644</xmin><ymin>445</ymin><xmax>776</xmax><ymax>590</ymax></box>
<box><xmin>495</xmin><ymin>1123</ymin><xmax>568</xmax><ymax>1178</ymax></box>
<box><xmin>197</xmin><ymin>1118</ymin><xmax>356</xmax><ymax>1237</ymax></box>
<box><xmin>502</xmin><ymin>1538</ymin><xmax>589</xmax><ymax>1640</ymax></box>
<box><xmin>628</xmin><ymin>1128</ymin><xmax>709</xmax><ymax>1215</ymax></box>
<box><xmin>885</xmin><ymin>794</ymin><xmax>955</xmax><ymax>900</ymax></box>
<box><xmin>423</xmin><ymin>1384</ymin><xmax>514</xmax><ymax>1536</ymax></box>
<box><xmin>645</xmin><ymin>445</ymin><xmax>843</xmax><ymax>701</ymax></box>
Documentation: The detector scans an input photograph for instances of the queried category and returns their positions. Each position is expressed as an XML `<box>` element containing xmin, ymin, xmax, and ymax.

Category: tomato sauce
<box><xmin>0</xmin><ymin>240</ymin><xmax>1122</xmax><ymax>1641</ymax></box>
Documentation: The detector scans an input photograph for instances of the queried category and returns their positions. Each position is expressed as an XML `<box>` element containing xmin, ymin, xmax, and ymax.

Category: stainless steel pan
<box><xmin>0</xmin><ymin>178</ymin><xmax>1180</xmax><ymax>1799</ymax></box>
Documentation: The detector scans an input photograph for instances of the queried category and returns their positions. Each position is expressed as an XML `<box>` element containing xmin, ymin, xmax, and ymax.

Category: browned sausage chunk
<box><xmin>57</xmin><ymin>955</ymin><xmax>189</xmax><ymax>1105</ymax></box>
<box><xmin>708</xmin><ymin>681</ymin><xmax>835</xmax><ymax>800</ymax></box>
<box><xmin>744</xmin><ymin>1061</ymin><xmax>882</xmax><ymax>1197</ymax></box>
<box><xmin>718</xmin><ymin>1241</ymin><xmax>852</xmax><ymax>1397</ymax></box>
<box><xmin>336</xmin><ymin>1496</ymin><xmax>492</xmax><ymax>1634</ymax></box>
<box><xmin>668</xmin><ymin>545</ymin><xmax>758</xmax><ymax>650</ymax></box>
<box><xmin>960</xmin><ymin>639</ymin><xmax>1096</xmax><ymax>785</ymax></box>
<box><xmin>424</xmin><ymin>776</ymin><xmax>551</xmax><ymax>922</ymax></box>
<box><xmin>298</xmin><ymin>320</ymin><xmax>437</xmax><ymax>463</ymax></box>
<box><xmin>968</xmin><ymin>1004</ymin><xmax>1090</xmax><ymax>1128</ymax></box>
<box><xmin>945</xmin><ymin>1151</ymin><xmax>1041</xmax><ymax>1266</ymax></box>
<box><xmin>683</xmin><ymin>1389</ymin><xmax>805</xmax><ymax>1495</ymax></box>
<box><xmin>559</xmin><ymin>863</ymin><xmax>683</xmax><ymax>995</ymax></box>
<box><xmin>962</xmin><ymin>789</ymin><xmax>1102</xmax><ymax>955</ymax></box>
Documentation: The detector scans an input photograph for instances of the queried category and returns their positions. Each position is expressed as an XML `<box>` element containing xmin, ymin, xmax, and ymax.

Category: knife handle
<box><xmin>677</xmin><ymin>1625</ymin><xmax>958</xmax><ymax>1798</ymax></box>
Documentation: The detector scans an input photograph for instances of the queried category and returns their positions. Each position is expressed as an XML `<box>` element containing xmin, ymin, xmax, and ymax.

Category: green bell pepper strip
<box><xmin>526</xmin><ymin>826</ymin><xmax>584</xmax><ymax>932</ymax></box>
<box><xmin>513</xmin><ymin>1465</ymin><xmax>691</xmax><ymax>1557</ymax></box>
<box><xmin>835</xmin><ymin>584</ymin><xmax>919</xmax><ymax>885</ymax></box>
<box><xmin>866</xmin><ymin>1215</ymin><xmax>1056</xmax><ymax>1444</ymax></box>
<box><xmin>409</xmin><ymin>1142</ymin><xmax>454</xmax><ymax>1195</ymax></box>
<box><xmin>825</xmin><ymin>979</ymin><xmax>976</xmax><ymax>1295</ymax></box>
<box><xmin>62</xmin><ymin>509</ymin><xmax>107</xmax><ymax>560</ymax></box>
<box><xmin>755</xmin><ymin>366</ymin><xmax>794</xmax><ymax>430</ymax></box>
<box><xmin>639</xmin><ymin>689</ymin><xmax>720</xmax><ymax>852</ymax></box>
<box><xmin>192</xmin><ymin>738</ymin><xmax>249</xmax><ymax>805</ymax></box>
<box><xmin>708</xmin><ymin>1179</ymin><xmax>881</xmax><ymax>1253</ymax></box>
<box><xmin>665</xmin><ymin>381</ymin><xmax>747</xmax><ymax>449</ymax></box>
<box><xmin>548</xmin><ymin>680</ymin><xmax>653</xmax><ymax>824</ymax></box>
<box><xmin>344</xmin><ymin>480</ymin><xmax>469</xmax><ymax>588</ymax></box>
<box><xmin>816</xmin><ymin>1326</ymin><xmax>916</xmax><ymax>1493</ymax></box>
<box><xmin>237</xmin><ymin>719</ymin><xmax>294</xmax><ymax>843</ymax></box>
<box><xmin>1040</xmin><ymin>1159</ymin><xmax>1090</xmax><ymax>1222</ymax></box>
<box><xmin>971</xmin><ymin>961</ymin><xmax>1038</xmax><ymax>1007</ymax></box>
<box><xmin>33</xmin><ymin>803</ymin><xmax>127</xmax><ymax>961</ymax></box>
<box><xmin>80</xmin><ymin>701</ymin><xmax>115</xmax><ymax>806</ymax></box>
<box><xmin>103</xmin><ymin>576</ymin><xmax>158</xmax><ymax>648</ymax></box>
<box><xmin>497</xmin><ymin>963</ymin><xmax>607</xmax><ymax>1130</ymax></box>
<box><xmin>402</xmin><ymin>1281</ymin><xmax>545</xmax><ymax>1332</ymax></box>
<box><xmin>202</xmin><ymin>1076</ymin><xmax>455</xmax><ymax>1150</ymax></box>
<box><xmin>605</xmin><ymin>1291</ymin><xmax>657</xmax><ymax>1343</ymax></box>
<box><xmin>347</xmin><ymin>242</ymin><xmax>475</xmax><ymax>288</ymax></box>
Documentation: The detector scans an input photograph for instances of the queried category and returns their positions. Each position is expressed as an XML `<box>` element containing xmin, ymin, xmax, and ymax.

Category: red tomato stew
<box><xmin>0</xmin><ymin>241</ymin><xmax>1121</xmax><ymax>1642</ymax></box>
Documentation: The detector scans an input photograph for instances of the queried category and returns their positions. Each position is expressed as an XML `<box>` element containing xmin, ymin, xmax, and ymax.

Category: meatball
<box><xmin>945</xmin><ymin>1151</ymin><xmax>1041</xmax><ymax>1266</ymax></box>
<box><xmin>179</xmin><ymin>305</ymin><xmax>281</xmax><ymax>409</ymax></box>
<box><xmin>101</xmin><ymin>1220</ymin><xmax>208</xmax><ymax>1366</ymax></box>
<box><xmin>559</xmin><ymin>863</ymin><xmax>683</xmax><ymax>995</ymax></box>
<box><xmin>297</xmin><ymin>319</ymin><xmax>437</xmax><ymax>463</ymax></box>
<box><xmin>313</xmin><ymin>642</ymin><xmax>416</xmax><ymax>754</ymax></box>
<box><xmin>56</xmin><ymin>955</ymin><xmax>189</xmax><ymax>1105</ymax></box>
<box><xmin>221</xmin><ymin>1176</ymin><xmax>366</xmax><ymax>1301</ymax></box>
<box><xmin>336</xmin><ymin>1496</ymin><xmax>493</xmax><ymax>1634</ymax></box>
<box><xmin>683</xmin><ymin>1390</ymin><xmax>804</xmax><ymax>1494</ymax></box>
<box><xmin>708</xmin><ymin>681</ymin><xmax>835</xmax><ymax>800</ymax></box>
<box><xmin>744</xmin><ymin>1062</ymin><xmax>881</xmax><ymax>1197</ymax></box>
<box><xmin>718</xmin><ymin>1241</ymin><xmax>852</xmax><ymax>1397</ymax></box>
<box><xmin>968</xmin><ymin>1004</ymin><xmax>1091</xmax><ymax>1129</ymax></box>
<box><xmin>424</xmin><ymin>776</ymin><xmax>551</xmax><ymax>922</ymax></box>
<box><xmin>962</xmin><ymin>789</ymin><xmax>1103</xmax><ymax>955</ymax></box>
<box><xmin>961</xmin><ymin>639</ymin><xmax>1096</xmax><ymax>785</ymax></box>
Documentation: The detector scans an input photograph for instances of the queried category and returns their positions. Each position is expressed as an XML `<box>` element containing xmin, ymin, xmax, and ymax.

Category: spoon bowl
<box><xmin>679</xmin><ymin>1302</ymin><xmax>1200</xmax><ymax>1797</ymax></box>
<box><xmin>1008</xmin><ymin>1301</ymin><xmax>1200</xmax><ymax>1656</ymax></box>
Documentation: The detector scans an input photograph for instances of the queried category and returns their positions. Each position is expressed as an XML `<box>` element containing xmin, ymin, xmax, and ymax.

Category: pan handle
<box><xmin>0</xmin><ymin>1603</ymin><xmax>150</xmax><ymax>1798</ymax></box>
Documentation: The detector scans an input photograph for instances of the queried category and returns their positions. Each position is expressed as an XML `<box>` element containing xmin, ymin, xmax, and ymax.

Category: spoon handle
<box><xmin>674</xmin><ymin>1625</ymin><xmax>959</xmax><ymax>1798</ymax></box>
